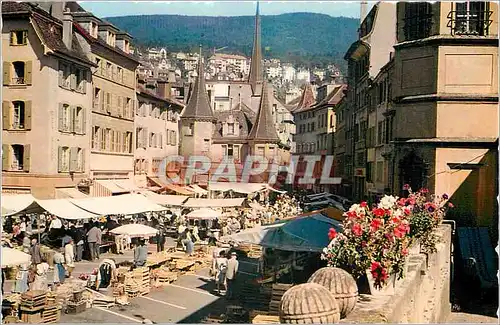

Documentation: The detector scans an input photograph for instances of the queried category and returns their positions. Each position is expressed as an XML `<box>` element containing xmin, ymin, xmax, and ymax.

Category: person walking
<box><xmin>214</xmin><ymin>251</ymin><xmax>228</xmax><ymax>294</ymax></box>
<box><xmin>86</xmin><ymin>223</ymin><xmax>100</xmax><ymax>261</ymax></box>
<box><xmin>14</xmin><ymin>263</ymin><xmax>29</xmax><ymax>293</ymax></box>
<box><xmin>65</xmin><ymin>239</ymin><xmax>75</xmax><ymax>278</ymax></box>
<box><xmin>225</xmin><ymin>252</ymin><xmax>239</xmax><ymax>300</ymax></box>
<box><xmin>95</xmin><ymin>224</ymin><xmax>102</xmax><ymax>260</ymax></box>
<box><xmin>53</xmin><ymin>249</ymin><xmax>65</xmax><ymax>286</ymax></box>
<box><xmin>70</xmin><ymin>226</ymin><xmax>84</xmax><ymax>262</ymax></box>
<box><xmin>134</xmin><ymin>239</ymin><xmax>148</xmax><ymax>268</ymax></box>
<box><xmin>31</xmin><ymin>259</ymin><xmax>50</xmax><ymax>291</ymax></box>
<box><xmin>156</xmin><ymin>228</ymin><xmax>166</xmax><ymax>252</ymax></box>
<box><xmin>30</xmin><ymin>239</ymin><xmax>42</xmax><ymax>265</ymax></box>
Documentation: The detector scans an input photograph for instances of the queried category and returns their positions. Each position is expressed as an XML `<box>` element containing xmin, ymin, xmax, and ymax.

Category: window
<box><xmin>117</xmin><ymin>67</ymin><xmax>123</xmax><ymax>82</ymax></box>
<box><xmin>75</xmin><ymin>68</ymin><xmax>85</xmax><ymax>93</ymax></box>
<box><xmin>136</xmin><ymin>128</ymin><xmax>143</xmax><ymax>149</ymax></box>
<box><xmin>226</xmin><ymin>144</ymin><xmax>234</xmax><ymax>157</ymax></box>
<box><xmin>59</xmin><ymin>104</ymin><xmax>71</xmax><ymax>132</ymax></box>
<box><xmin>10</xmin><ymin>30</ymin><xmax>27</xmax><ymax>46</ymax></box>
<box><xmin>311</xmin><ymin>122</ymin><xmax>315</xmax><ymax>131</ymax></box>
<box><xmin>452</xmin><ymin>2</ymin><xmax>491</xmax><ymax>36</ymax></box>
<box><xmin>203</xmin><ymin>139</ymin><xmax>210</xmax><ymax>152</ymax></box>
<box><xmin>12</xmin><ymin>101</ymin><xmax>25</xmax><ymax>129</ymax></box>
<box><xmin>11</xmin><ymin>145</ymin><xmax>24</xmax><ymax>170</ymax></box>
<box><xmin>256</xmin><ymin>146</ymin><xmax>265</xmax><ymax>156</ymax></box>
<box><xmin>124</xmin><ymin>132</ymin><xmax>132</xmax><ymax>153</ymax></box>
<box><xmin>74</xmin><ymin>106</ymin><xmax>85</xmax><ymax>134</ymax></box>
<box><xmin>187</xmin><ymin>123</ymin><xmax>194</xmax><ymax>136</ymax></box>
<box><xmin>58</xmin><ymin>146</ymin><xmax>70</xmax><ymax>172</ymax></box>
<box><xmin>92</xmin><ymin>126</ymin><xmax>100</xmax><ymax>149</ymax></box>
<box><xmin>228</xmin><ymin>123</ymin><xmax>235</xmax><ymax>135</ymax></box>
<box><xmin>378</xmin><ymin>121</ymin><xmax>383</xmax><ymax>145</ymax></box>
<box><xmin>150</xmin><ymin>133</ymin><xmax>155</xmax><ymax>147</ymax></box>
<box><xmin>366</xmin><ymin>162</ymin><xmax>373</xmax><ymax>183</ymax></box>
<box><xmin>90</xmin><ymin>22</ymin><xmax>98</xmax><ymax>38</ymax></box>
<box><xmin>106</xmin><ymin>62</ymin><xmax>112</xmax><ymax>77</ymax></box>
<box><xmin>58</xmin><ymin>62</ymin><xmax>70</xmax><ymax>88</ymax></box>
<box><xmin>233</xmin><ymin>145</ymin><xmax>240</xmax><ymax>159</ymax></box>
<box><xmin>376</xmin><ymin>161</ymin><xmax>384</xmax><ymax>183</ymax></box>
<box><xmin>94</xmin><ymin>88</ymin><xmax>102</xmax><ymax>110</ymax></box>
<box><xmin>102</xmin><ymin>128</ymin><xmax>110</xmax><ymax>151</ymax></box>
<box><xmin>12</xmin><ymin>61</ymin><xmax>25</xmax><ymax>84</ymax></box>
<box><xmin>76</xmin><ymin>148</ymin><xmax>84</xmax><ymax>172</ymax></box>
<box><xmin>403</xmin><ymin>3</ymin><xmax>433</xmax><ymax>41</ymax></box>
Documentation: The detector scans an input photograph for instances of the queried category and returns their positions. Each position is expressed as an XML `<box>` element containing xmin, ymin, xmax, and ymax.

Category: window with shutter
<box><xmin>24</xmin><ymin>61</ymin><xmax>32</xmax><ymax>85</ymax></box>
<box><xmin>117</xmin><ymin>96</ymin><xmax>122</xmax><ymax>117</ymax></box>
<box><xmin>3</xmin><ymin>101</ymin><xmax>11</xmax><ymax>130</ymax></box>
<box><xmin>106</xmin><ymin>92</ymin><xmax>111</xmax><ymax>113</ymax></box>
<box><xmin>76</xmin><ymin>148</ymin><xmax>84</xmax><ymax>172</ymax></box>
<box><xmin>80</xmin><ymin>107</ymin><xmax>86</xmax><ymax>135</ymax></box>
<box><xmin>3</xmin><ymin>62</ymin><xmax>12</xmax><ymax>86</ymax></box>
<box><xmin>24</xmin><ymin>101</ymin><xmax>32</xmax><ymax>130</ymax></box>
<box><xmin>2</xmin><ymin>144</ymin><xmax>10</xmax><ymax>171</ymax></box>
<box><xmin>69</xmin><ymin>147</ymin><xmax>77</xmax><ymax>172</ymax></box>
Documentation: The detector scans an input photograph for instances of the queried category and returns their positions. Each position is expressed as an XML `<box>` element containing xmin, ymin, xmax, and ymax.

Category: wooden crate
<box><xmin>21</xmin><ymin>291</ymin><xmax>47</xmax><ymax>310</ymax></box>
<box><xmin>268</xmin><ymin>283</ymin><xmax>292</xmax><ymax>315</ymax></box>
<box><xmin>42</xmin><ymin>304</ymin><xmax>60</xmax><ymax>324</ymax></box>
<box><xmin>19</xmin><ymin>308</ymin><xmax>43</xmax><ymax>324</ymax></box>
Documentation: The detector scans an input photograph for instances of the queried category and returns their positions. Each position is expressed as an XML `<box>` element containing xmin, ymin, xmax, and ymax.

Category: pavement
<box><xmin>4</xmin><ymin>239</ymin><xmax>260</xmax><ymax>323</ymax></box>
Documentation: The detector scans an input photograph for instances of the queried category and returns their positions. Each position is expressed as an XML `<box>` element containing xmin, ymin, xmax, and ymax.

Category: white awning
<box><xmin>186</xmin><ymin>208</ymin><xmax>221</xmax><ymax>220</ymax></box>
<box><xmin>188</xmin><ymin>184</ymin><xmax>208</xmax><ymax>195</ymax></box>
<box><xmin>208</xmin><ymin>182</ymin><xmax>267</xmax><ymax>194</ymax></box>
<box><xmin>70</xmin><ymin>194</ymin><xmax>167</xmax><ymax>215</ymax></box>
<box><xmin>183</xmin><ymin>198</ymin><xmax>245</xmax><ymax>208</ymax></box>
<box><xmin>141</xmin><ymin>191</ymin><xmax>188</xmax><ymax>206</ymax></box>
<box><xmin>55</xmin><ymin>187</ymin><xmax>89</xmax><ymax>199</ymax></box>
<box><xmin>249</xmin><ymin>201</ymin><xmax>265</xmax><ymax>211</ymax></box>
<box><xmin>92</xmin><ymin>179</ymin><xmax>141</xmax><ymax>196</ymax></box>
<box><xmin>265</xmin><ymin>184</ymin><xmax>287</xmax><ymax>194</ymax></box>
<box><xmin>1</xmin><ymin>194</ymin><xmax>38</xmax><ymax>216</ymax></box>
<box><xmin>35</xmin><ymin>199</ymin><xmax>99</xmax><ymax>220</ymax></box>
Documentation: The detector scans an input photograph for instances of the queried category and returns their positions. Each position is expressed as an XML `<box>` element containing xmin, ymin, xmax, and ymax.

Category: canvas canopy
<box><xmin>1</xmin><ymin>194</ymin><xmax>38</xmax><ymax>216</ymax></box>
<box><xmin>110</xmin><ymin>224</ymin><xmax>158</xmax><ymax>238</ymax></box>
<box><xmin>221</xmin><ymin>213</ymin><xmax>342</xmax><ymax>252</ymax></box>
<box><xmin>208</xmin><ymin>182</ymin><xmax>267</xmax><ymax>194</ymax></box>
<box><xmin>183</xmin><ymin>198</ymin><xmax>245</xmax><ymax>208</ymax></box>
<box><xmin>248</xmin><ymin>201</ymin><xmax>265</xmax><ymax>211</ymax></box>
<box><xmin>70</xmin><ymin>194</ymin><xmax>167</xmax><ymax>215</ymax></box>
<box><xmin>186</xmin><ymin>208</ymin><xmax>221</xmax><ymax>220</ymax></box>
<box><xmin>141</xmin><ymin>191</ymin><xmax>188</xmax><ymax>206</ymax></box>
<box><xmin>35</xmin><ymin>199</ymin><xmax>100</xmax><ymax>220</ymax></box>
<box><xmin>187</xmin><ymin>184</ymin><xmax>208</xmax><ymax>195</ymax></box>
<box><xmin>1</xmin><ymin>247</ymin><xmax>31</xmax><ymax>267</ymax></box>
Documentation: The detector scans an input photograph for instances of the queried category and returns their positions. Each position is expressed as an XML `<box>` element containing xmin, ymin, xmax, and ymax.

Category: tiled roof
<box><xmin>2</xmin><ymin>2</ymin><xmax>95</xmax><ymax>66</ymax></box>
<box><xmin>31</xmin><ymin>13</ymin><xmax>95</xmax><ymax>66</ymax></box>
<box><xmin>248</xmin><ymin>2</ymin><xmax>263</xmax><ymax>95</ymax></box>
<box><xmin>312</xmin><ymin>84</ymin><xmax>347</xmax><ymax>108</ymax></box>
<box><xmin>182</xmin><ymin>48</ymin><xmax>215</xmax><ymax>120</ymax></box>
<box><xmin>248</xmin><ymin>81</ymin><xmax>280</xmax><ymax>143</ymax></box>
<box><xmin>72</xmin><ymin>22</ymin><xmax>140</xmax><ymax>64</ymax></box>
<box><xmin>292</xmin><ymin>84</ymin><xmax>316</xmax><ymax>113</ymax></box>
<box><xmin>137</xmin><ymin>84</ymin><xmax>185</xmax><ymax>110</ymax></box>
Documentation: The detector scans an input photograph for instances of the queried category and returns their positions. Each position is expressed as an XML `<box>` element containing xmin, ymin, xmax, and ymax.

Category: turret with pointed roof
<box><xmin>248</xmin><ymin>1</ymin><xmax>263</xmax><ymax>96</ymax></box>
<box><xmin>293</xmin><ymin>83</ymin><xmax>316</xmax><ymax>112</ymax></box>
<box><xmin>182</xmin><ymin>46</ymin><xmax>214</xmax><ymax>121</ymax></box>
<box><xmin>248</xmin><ymin>81</ymin><xmax>279</xmax><ymax>143</ymax></box>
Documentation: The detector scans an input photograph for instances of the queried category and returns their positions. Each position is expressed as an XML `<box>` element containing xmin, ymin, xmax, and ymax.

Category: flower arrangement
<box><xmin>322</xmin><ymin>187</ymin><xmax>453</xmax><ymax>290</ymax></box>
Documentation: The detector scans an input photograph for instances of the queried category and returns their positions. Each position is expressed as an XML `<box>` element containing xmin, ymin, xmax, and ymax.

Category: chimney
<box><xmin>62</xmin><ymin>8</ymin><xmax>73</xmax><ymax>50</ymax></box>
<box><xmin>50</xmin><ymin>2</ymin><xmax>65</xmax><ymax>21</ymax></box>
<box><xmin>360</xmin><ymin>1</ymin><xmax>368</xmax><ymax>24</ymax></box>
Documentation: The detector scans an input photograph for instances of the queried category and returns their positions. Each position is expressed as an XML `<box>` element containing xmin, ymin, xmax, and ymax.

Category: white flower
<box><xmin>378</xmin><ymin>195</ymin><xmax>398</xmax><ymax>209</ymax></box>
<box><xmin>348</xmin><ymin>203</ymin><xmax>365</xmax><ymax>215</ymax></box>
<box><xmin>393</xmin><ymin>209</ymin><xmax>403</xmax><ymax>218</ymax></box>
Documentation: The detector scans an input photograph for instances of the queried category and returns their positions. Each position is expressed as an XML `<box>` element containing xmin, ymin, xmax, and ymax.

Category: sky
<box><xmin>79</xmin><ymin>1</ymin><xmax>374</xmax><ymax>19</ymax></box>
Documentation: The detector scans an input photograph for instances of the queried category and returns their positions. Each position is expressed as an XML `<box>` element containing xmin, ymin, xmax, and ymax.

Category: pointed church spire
<box><xmin>248</xmin><ymin>81</ymin><xmax>279</xmax><ymax>142</ymax></box>
<box><xmin>293</xmin><ymin>83</ymin><xmax>316</xmax><ymax>112</ymax></box>
<box><xmin>248</xmin><ymin>1</ymin><xmax>263</xmax><ymax>96</ymax></box>
<box><xmin>182</xmin><ymin>46</ymin><xmax>214</xmax><ymax>120</ymax></box>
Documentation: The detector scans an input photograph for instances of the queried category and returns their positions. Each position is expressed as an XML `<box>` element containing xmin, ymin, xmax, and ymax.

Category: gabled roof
<box><xmin>213</xmin><ymin>104</ymin><xmax>255</xmax><ymax>140</ymax></box>
<box><xmin>248</xmin><ymin>81</ymin><xmax>280</xmax><ymax>143</ymax></box>
<box><xmin>312</xmin><ymin>84</ymin><xmax>347</xmax><ymax>108</ymax></box>
<box><xmin>248</xmin><ymin>2</ymin><xmax>263</xmax><ymax>95</ymax></box>
<box><xmin>181</xmin><ymin>48</ymin><xmax>215</xmax><ymax>121</ymax></box>
<box><xmin>292</xmin><ymin>84</ymin><xmax>316</xmax><ymax>113</ymax></box>
<box><xmin>2</xmin><ymin>2</ymin><xmax>95</xmax><ymax>67</ymax></box>
<box><xmin>136</xmin><ymin>84</ymin><xmax>185</xmax><ymax>110</ymax></box>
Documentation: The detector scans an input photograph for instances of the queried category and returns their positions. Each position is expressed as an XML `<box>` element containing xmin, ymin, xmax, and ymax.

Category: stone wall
<box><xmin>341</xmin><ymin>224</ymin><xmax>452</xmax><ymax>323</ymax></box>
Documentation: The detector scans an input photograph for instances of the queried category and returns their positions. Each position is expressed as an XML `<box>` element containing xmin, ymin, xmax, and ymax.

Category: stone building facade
<box><xmin>337</xmin><ymin>1</ymin><xmax>499</xmax><ymax>230</ymax></box>
<box><xmin>71</xmin><ymin>5</ymin><xmax>141</xmax><ymax>196</ymax></box>
<box><xmin>2</xmin><ymin>2</ymin><xmax>95</xmax><ymax>198</ymax></box>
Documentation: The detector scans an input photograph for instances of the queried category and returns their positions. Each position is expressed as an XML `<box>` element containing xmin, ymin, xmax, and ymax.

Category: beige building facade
<box><xmin>71</xmin><ymin>6</ymin><xmax>140</xmax><ymax>196</ymax></box>
<box><xmin>2</xmin><ymin>2</ymin><xmax>95</xmax><ymax>198</ymax></box>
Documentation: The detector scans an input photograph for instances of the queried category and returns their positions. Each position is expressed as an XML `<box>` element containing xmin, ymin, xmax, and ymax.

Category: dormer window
<box><xmin>124</xmin><ymin>40</ymin><xmax>130</xmax><ymax>54</ymax></box>
<box><xmin>90</xmin><ymin>22</ymin><xmax>98</xmax><ymax>38</ymax></box>
<box><xmin>107</xmin><ymin>31</ymin><xmax>116</xmax><ymax>46</ymax></box>
<box><xmin>227</xmin><ymin>123</ymin><xmax>235</xmax><ymax>135</ymax></box>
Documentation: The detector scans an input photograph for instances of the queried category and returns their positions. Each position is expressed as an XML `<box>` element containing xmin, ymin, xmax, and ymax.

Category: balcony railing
<box><xmin>447</xmin><ymin>9</ymin><xmax>492</xmax><ymax>36</ymax></box>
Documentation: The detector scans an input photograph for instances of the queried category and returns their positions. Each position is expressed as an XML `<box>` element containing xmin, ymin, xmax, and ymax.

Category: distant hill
<box><xmin>105</xmin><ymin>13</ymin><xmax>359</xmax><ymax>71</ymax></box>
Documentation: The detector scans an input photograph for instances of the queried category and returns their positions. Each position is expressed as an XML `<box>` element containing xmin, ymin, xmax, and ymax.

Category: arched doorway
<box><xmin>399</xmin><ymin>151</ymin><xmax>427</xmax><ymax>193</ymax></box>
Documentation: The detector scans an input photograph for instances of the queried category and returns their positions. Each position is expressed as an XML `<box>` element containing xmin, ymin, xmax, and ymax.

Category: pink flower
<box><xmin>352</xmin><ymin>223</ymin><xmax>363</xmax><ymax>236</ymax></box>
<box><xmin>448</xmin><ymin>202</ymin><xmax>454</xmax><ymax>208</ymax></box>
<box><xmin>372</xmin><ymin>208</ymin><xmax>385</xmax><ymax>217</ymax></box>
<box><xmin>404</xmin><ymin>208</ymin><xmax>411</xmax><ymax>216</ymax></box>
<box><xmin>370</xmin><ymin>218</ymin><xmax>383</xmax><ymax>232</ymax></box>
<box><xmin>328</xmin><ymin>228</ymin><xmax>337</xmax><ymax>240</ymax></box>
<box><xmin>402</xmin><ymin>248</ymin><xmax>409</xmax><ymax>256</ymax></box>
<box><xmin>360</xmin><ymin>201</ymin><xmax>368</xmax><ymax>208</ymax></box>
<box><xmin>370</xmin><ymin>261</ymin><xmax>381</xmax><ymax>272</ymax></box>
<box><xmin>403</xmin><ymin>184</ymin><xmax>410</xmax><ymax>191</ymax></box>
<box><xmin>407</xmin><ymin>197</ymin><xmax>416</xmax><ymax>205</ymax></box>
<box><xmin>398</xmin><ymin>198</ymin><xmax>406</xmax><ymax>206</ymax></box>
<box><xmin>346</xmin><ymin>211</ymin><xmax>357</xmax><ymax>219</ymax></box>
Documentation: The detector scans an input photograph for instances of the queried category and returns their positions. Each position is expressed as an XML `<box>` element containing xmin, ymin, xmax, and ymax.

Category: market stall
<box><xmin>183</xmin><ymin>198</ymin><xmax>245</xmax><ymax>208</ymax></box>
<box><xmin>69</xmin><ymin>194</ymin><xmax>167</xmax><ymax>215</ymax></box>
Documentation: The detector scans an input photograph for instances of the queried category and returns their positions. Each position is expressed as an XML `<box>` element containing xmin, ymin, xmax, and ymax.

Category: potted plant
<box><xmin>322</xmin><ymin>196</ymin><xmax>412</xmax><ymax>294</ymax></box>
